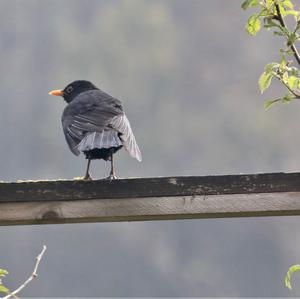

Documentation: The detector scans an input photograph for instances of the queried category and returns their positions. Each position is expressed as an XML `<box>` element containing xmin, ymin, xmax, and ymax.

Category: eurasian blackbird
<box><xmin>49</xmin><ymin>80</ymin><xmax>142</xmax><ymax>180</ymax></box>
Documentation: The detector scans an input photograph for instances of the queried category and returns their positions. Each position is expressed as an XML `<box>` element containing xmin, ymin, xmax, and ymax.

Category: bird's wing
<box><xmin>62</xmin><ymin>89</ymin><xmax>123</xmax><ymax>155</ymax></box>
<box><xmin>109</xmin><ymin>114</ymin><xmax>142</xmax><ymax>161</ymax></box>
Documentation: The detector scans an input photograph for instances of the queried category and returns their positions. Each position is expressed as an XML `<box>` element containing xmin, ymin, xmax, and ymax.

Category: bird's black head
<box><xmin>49</xmin><ymin>80</ymin><xmax>99</xmax><ymax>103</ymax></box>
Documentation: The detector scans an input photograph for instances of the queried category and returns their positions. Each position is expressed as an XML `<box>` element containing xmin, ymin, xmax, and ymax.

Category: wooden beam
<box><xmin>1</xmin><ymin>172</ymin><xmax>300</xmax><ymax>226</ymax></box>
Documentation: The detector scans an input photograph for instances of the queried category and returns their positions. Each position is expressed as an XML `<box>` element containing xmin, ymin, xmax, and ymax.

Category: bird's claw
<box><xmin>105</xmin><ymin>174</ymin><xmax>118</xmax><ymax>181</ymax></box>
<box><xmin>83</xmin><ymin>174</ymin><xmax>93</xmax><ymax>181</ymax></box>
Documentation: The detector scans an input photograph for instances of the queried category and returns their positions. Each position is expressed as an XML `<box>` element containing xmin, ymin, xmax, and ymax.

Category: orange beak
<box><xmin>49</xmin><ymin>89</ymin><xmax>64</xmax><ymax>96</ymax></box>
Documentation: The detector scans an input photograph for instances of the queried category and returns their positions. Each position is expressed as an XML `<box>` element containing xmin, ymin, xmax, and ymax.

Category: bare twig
<box><xmin>2</xmin><ymin>245</ymin><xmax>47</xmax><ymax>299</ymax></box>
<box><xmin>275</xmin><ymin>3</ymin><xmax>300</xmax><ymax>66</ymax></box>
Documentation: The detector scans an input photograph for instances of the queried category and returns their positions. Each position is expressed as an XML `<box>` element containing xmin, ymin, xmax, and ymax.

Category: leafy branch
<box><xmin>242</xmin><ymin>0</ymin><xmax>300</xmax><ymax>109</ymax></box>
<box><xmin>274</xmin><ymin>2</ymin><xmax>300</xmax><ymax>65</ymax></box>
<box><xmin>243</xmin><ymin>0</ymin><xmax>300</xmax><ymax>290</ymax></box>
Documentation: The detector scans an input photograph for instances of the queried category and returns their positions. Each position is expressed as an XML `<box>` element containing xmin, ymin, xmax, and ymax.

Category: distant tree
<box><xmin>242</xmin><ymin>0</ymin><xmax>300</xmax><ymax>109</ymax></box>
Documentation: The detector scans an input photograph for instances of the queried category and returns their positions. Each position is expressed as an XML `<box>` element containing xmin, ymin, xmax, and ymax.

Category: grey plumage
<box><xmin>61</xmin><ymin>89</ymin><xmax>142</xmax><ymax>161</ymax></box>
<box><xmin>109</xmin><ymin>114</ymin><xmax>142</xmax><ymax>161</ymax></box>
<box><xmin>77</xmin><ymin>130</ymin><xmax>122</xmax><ymax>152</ymax></box>
<box><xmin>49</xmin><ymin>80</ymin><xmax>141</xmax><ymax>179</ymax></box>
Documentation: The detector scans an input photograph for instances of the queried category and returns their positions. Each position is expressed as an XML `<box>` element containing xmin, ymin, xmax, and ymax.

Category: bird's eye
<box><xmin>66</xmin><ymin>86</ymin><xmax>73</xmax><ymax>93</ymax></box>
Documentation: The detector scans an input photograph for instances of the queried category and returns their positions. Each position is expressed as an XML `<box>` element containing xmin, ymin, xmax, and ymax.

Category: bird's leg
<box><xmin>84</xmin><ymin>159</ymin><xmax>92</xmax><ymax>180</ymax></box>
<box><xmin>106</xmin><ymin>149</ymin><xmax>117</xmax><ymax>180</ymax></box>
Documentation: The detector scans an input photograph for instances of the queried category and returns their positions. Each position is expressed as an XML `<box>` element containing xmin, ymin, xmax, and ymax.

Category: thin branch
<box><xmin>275</xmin><ymin>3</ymin><xmax>300</xmax><ymax>66</ymax></box>
<box><xmin>2</xmin><ymin>245</ymin><xmax>47</xmax><ymax>299</ymax></box>
<box><xmin>281</xmin><ymin>79</ymin><xmax>300</xmax><ymax>98</ymax></box>
<box><xmin>7</xmin><ymin>294</ymin><xmax>18</xmax><ymax>299</ymax></box>
<box><xmin>273</xmin><ymin>72</ymin><xmax>300</xmax><ymax>97</ymax></box>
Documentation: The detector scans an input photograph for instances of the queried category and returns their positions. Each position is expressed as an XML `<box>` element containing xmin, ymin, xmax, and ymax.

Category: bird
<box><xmin>49</xmin><ymin>80</ymin><xmax>142</xmax><ymax>180</ymax></box>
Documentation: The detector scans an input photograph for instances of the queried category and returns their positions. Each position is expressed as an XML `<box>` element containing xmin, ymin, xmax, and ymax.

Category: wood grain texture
<box><xmin>1</xmin><ymin>192</ymin><xmax>300</xmax><ymax>226</ymax></box>
<box><xmin>1</xmin><ymin>172</ymin><xmax>300</xmax><ymax>202</ymax></box>
<box><xmin>1</xmin><ymin>173</ymin><xmax>300</xmax><ymax>226</ymax></box>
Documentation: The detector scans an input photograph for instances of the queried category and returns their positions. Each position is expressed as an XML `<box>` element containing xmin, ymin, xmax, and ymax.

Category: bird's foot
<box><xmin>105</xmin><ymin>174</ymin><xmax>118</xmax><ymax>181</ymax></box>
<box><xmin>83</xmin><ymin>174</ymin><xmax>93</xmax><ymax>180</ymax></box>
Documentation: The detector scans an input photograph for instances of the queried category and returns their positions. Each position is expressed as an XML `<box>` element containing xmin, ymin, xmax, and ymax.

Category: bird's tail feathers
<box><xmin>110</xmin><ymin>115</ymin><xmax>142</xmax><ymax>162</ymax></box>
<box><xmin>76</xmin><ymin>131</ymin><xmax>122</xmax><ymax>152</ymax></box>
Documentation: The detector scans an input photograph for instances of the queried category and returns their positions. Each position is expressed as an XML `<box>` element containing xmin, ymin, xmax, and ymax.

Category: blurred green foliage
<box><xmin>285</xmin><ymin>264</ymin><xmax>300</xmax><ymax>289</ymax></box>
<box><xmin>0</xmin><ymin>269</ymin><xmax>10</xmax><ymax>295</ymax></box>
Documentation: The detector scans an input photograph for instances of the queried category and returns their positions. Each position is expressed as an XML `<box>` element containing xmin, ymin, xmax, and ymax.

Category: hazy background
<box><xmin>1</xmin><ymin>0</ymin><xmax>300</xmax><ymax>297</ymax></box>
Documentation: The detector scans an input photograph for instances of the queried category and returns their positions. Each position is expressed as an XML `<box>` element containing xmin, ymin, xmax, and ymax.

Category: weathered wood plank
<box><xmin>1</xmin><ymin>173</ymin><xmax>300</xmax><ymax>226</ymax></box>
<box><xmin>1</xmin><ymin>191</ymin><xmax>300</xmax><ymax>226</ymax></box>
<box><xmin>1</xmin><ymin>172</ymin><xmax>300</xmax><ymax>202</ymax></box>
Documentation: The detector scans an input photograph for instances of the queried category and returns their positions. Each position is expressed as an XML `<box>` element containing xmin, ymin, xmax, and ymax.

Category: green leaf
<box><xmin>283</xmin><ymin>10</ymin><xmax>299</xmax><ymax>17</ymax></box>
<box><xmin>282</xmin><ymin>0</ymin><xmax>294</xmax><ymax>9</ymax></box>
<box><xmin>280</xmin><ymin>53</ymin><xmax>287</xmax><ymax>70</ymax></box>
<box><xmin>0</xmin><ymin>285</ymin><xmax>10</xmax><ymax>294</ymax></box>
<box><xmin>246</xmin><ymin>13</ymin><xmax>261</xmax><ymax>35</ymax></box>
<box><xmin>265</xmin><ymin>0</ymin><xmax>275</xmax><ymax>10</ymax></box>
<box><xmin>285</xmin><ymin>264</ymin><xmax>300</xmax><ymax>289</ymax></box>
<box><xmin>295</xmin><ymin>20</ymin><xmax>300</xmax><ymax>32</ymax></box>
<box><xmin>283</xmin><ymin>71</ymin><xmax>289</xmax><ymax>84</ymax></box>
<box><xmin>259</xmin><ymin>71</ymin><xmax>273</xmax><ymax>93</ymax></box>
<box><xmin>241</xmin><ymin>0</ymin><xmax>259</xmax><ymax>10</ymax></box>
<box><xmin>0</xmin><ymin>269</ymin><xmax>10</xmax><ymax>294</ymax></box>
<box><xmin>264</xmin><ymin>99</ymin><xmax>280</xmax><ymax>110</ymax></box>
<box><xmin>260</xmin><ymin>8</ymin><xmax>272</xmax><ymax>17</ymax></box>
<box><xmin>264</xmin><ymin>19</ymin><xmax>283</xmax><ymax>30</ymax></box>
<box><xmin>288</xmin><ymin>32</ymin><xmax>297</xmax><ymax>46</ymax></box>
<box><xmin>282</xmin><ymin>93</ymin><xmax>294</xmax><ymax>103</ymax></box>
<box><xmin>264</xmin><ymin>93</ymin><xmax>295</xmax><ymax>110</ymax></box>
<box><xmin>289</xmin><ymin>67</ymin><xmax>300</xmax><ymax>77</ymax></box>
<box><xmin>287</xmin><ymin>75</ymin><xmax>299</xmax><ymax>89</ymax></box>
<box><xmin>0</xmin><ymin>269</ymin><xmax>8</xmax><ymax>277</ymax></box>
<box><xmin>273</xmin><ymin>31</ymin><xmax>285</xmax><ymax>36</ymax></box>
<box><xmin>265</xmin><ymin>62</ymin><xmax>279</xmax><ymax>73</ymax></box>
